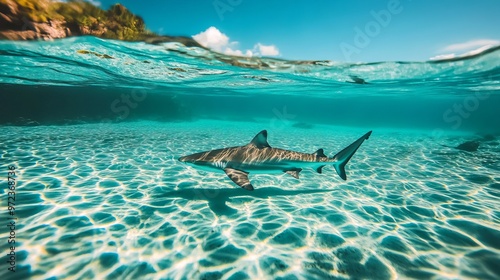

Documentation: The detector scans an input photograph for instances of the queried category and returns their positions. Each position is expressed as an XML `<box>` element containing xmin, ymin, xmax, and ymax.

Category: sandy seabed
<box><xmin>1</xmin><ymin>120</ymin><xmax>499</xmax><ymax>280</ymax></box>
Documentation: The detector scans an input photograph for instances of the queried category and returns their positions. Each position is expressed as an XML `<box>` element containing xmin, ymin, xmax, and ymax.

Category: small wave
<box><xmin>0</xmin><ymin>36</ymin><xmax>499</xmax><ymax>96</ymax></box>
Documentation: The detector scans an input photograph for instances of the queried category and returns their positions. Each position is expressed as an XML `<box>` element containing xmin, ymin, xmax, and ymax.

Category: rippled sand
<box><xmin>1</xmin><ymin>120</ymin><xmax>499</xmax><ymax>279</ymax></box>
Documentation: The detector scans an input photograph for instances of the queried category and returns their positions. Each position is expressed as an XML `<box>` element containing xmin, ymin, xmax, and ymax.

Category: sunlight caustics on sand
<box><xmin>1</xmin><ymin>120</ymin><xmax>499</xmax><ymax>279</ymax></box>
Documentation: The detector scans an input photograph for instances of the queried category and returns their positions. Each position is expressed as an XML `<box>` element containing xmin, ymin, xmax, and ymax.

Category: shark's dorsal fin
<box><xmin>313</xmin><ymin>148</ymin><xmax>326</xmax><ymax>158</ymax></box>
<box><xmin>248</xmin><ymin>130</ymin><xmax>271</xmax><ymax>149</ymax></box>
<box><xmin>224</xmin><ymin>168</ymin><xmax>254</xmax><ymax>190</ymax></box>
<box><xmin>285</xmin><ymin>169</ymin><xmax>302</xmax><ymax>179</ymax></box>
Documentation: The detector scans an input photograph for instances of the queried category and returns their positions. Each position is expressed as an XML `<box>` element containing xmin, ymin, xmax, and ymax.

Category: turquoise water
<box><xmin>0</xmin><ymin>37</ymin><xmax>499</xmax><ymax>279</ymax></box>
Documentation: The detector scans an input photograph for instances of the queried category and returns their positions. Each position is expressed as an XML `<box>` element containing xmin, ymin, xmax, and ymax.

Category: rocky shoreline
<box><xmin>0</xmin><ymin>0</ymin><xmax>203</xmax><ymax>47</ymax></box>
<box><xmin>0</xmin><ymin>0</ymin><xmax>329</xmax><ymax>71</ymax></box>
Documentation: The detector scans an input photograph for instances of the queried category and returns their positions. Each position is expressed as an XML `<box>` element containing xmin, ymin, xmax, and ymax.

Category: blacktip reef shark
<box><xmin>179</xmin><ymin>130</ymin><xmax>372</xmax><ymax>190</ymax></box>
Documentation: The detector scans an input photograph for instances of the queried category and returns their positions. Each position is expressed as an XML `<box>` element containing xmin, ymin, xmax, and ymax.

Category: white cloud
<box><xmin>429</xmin><ymin>53</ymin><xmax>456</xmax><ymax>60</ymax></box>
<box><xmin>430</xmin><ymin>39</ymin><xmax>500</xmax><ymax>60</ymax></box>
<box><xmin>224</xmin><ymin>48</ymin><xmax>253</xmax><ymax>57</ymax></box>
<box><xmin>86</xmin><ymin>0</ymin><xmax>101</xmax><ymax>6</ymax></box>
<box><xmin>461</xmin><ymin>44</ymin><xmax>496</xmax><ymax>56</ymax></box>
<box><xmin>254</xmin><ymin>43</ymin><xmax>280</xmax><ymax>56</ymax></box>
<box><xmin>192</xmin><ymin>26</ymin><xmax>230</xmax><ymax>52</ymax></box>
<box><xmin>58</xmin><ymin>0</ymin><xmax>101</xmax><ymax>6</ymax></box>
<box><xmin>442</xmin><ymin>39</ymin><xmax>500</xmax><ymax>52</ymax></box>
<box><xmin>192</xmin><ymin>27</ymin><xmax>279</xmax><ymax>57</ymax></box>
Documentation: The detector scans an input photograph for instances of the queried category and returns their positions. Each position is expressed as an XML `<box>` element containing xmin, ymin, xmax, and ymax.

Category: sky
<box><xmin>95</xmin><ymin>0</ymin><xmax>500</xmax><ymax>62</ymax></box>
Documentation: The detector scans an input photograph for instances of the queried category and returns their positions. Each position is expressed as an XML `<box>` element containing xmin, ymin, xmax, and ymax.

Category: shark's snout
<box><xmin>178</xmin><ymin>156</ymin><xmax>195</xmax><ymax>163</ymax></box>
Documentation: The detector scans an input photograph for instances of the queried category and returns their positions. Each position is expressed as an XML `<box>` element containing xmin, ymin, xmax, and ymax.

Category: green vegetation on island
<box><xmin>0</xmin><ymin>0</ymin><xmax>153</xmax><ymax>40</ymax></box>
<box><xmin>0</xmin><ymin>0</ymin><xmax>319</xmax><ymax>68</ymax></box>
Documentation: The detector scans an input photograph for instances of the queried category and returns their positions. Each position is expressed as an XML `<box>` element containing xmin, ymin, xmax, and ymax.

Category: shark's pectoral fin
<box><xmin>285</xmin><ymin>169</ymin><xmax>302</xmax><ymax>179</ymax></box>
<box><xmin>224</xmin><ymin>168</ymin><xmax>254</xmax><ymax>190</ymax></box>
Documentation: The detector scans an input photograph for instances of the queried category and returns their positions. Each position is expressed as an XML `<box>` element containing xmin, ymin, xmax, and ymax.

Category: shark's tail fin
<box><xmin>331</xmin><ymin>131</ymin><xmax>372</xmax><ymax>180</ymax></box>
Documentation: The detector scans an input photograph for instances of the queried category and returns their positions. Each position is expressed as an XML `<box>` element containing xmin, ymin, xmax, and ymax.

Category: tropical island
<box><xmin>0</xmin><ymin>0</ymin><xmax>328</xmax><ymax>69</ymax></box>
<box><xmin>0</xmin><ymin>0</ymin><xmax>203</xmax><ymax>46</ymax></box>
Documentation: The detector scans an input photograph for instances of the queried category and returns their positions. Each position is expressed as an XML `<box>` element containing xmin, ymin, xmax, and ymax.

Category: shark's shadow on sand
<box><xmin>153</xmin><ymin>187</ymin><xmax>332</xmax><ymax>216</ymax></box>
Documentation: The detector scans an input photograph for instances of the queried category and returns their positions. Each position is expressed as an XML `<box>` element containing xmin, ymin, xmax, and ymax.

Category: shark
<box><xmin>179</xmin><ymin>130</ymin><xmax>372</xmax><ymax>190</ymax></box>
